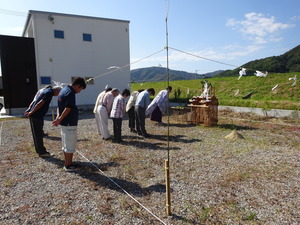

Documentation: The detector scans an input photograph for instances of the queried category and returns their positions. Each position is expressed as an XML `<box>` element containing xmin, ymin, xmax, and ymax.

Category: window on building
<box><xmin>83</xmin><ymin>33</ymin><xmax>92</xmax><ymax>42</ymax></box>
<box><xmin>40</xmin><ymin>76</ymin><xmax>51</xmax><ymax>85</ymax></box>
<box><xmin>54</xmin><ymin>30</ymin><xmax>64</xmax><ymax>39</ymax></box>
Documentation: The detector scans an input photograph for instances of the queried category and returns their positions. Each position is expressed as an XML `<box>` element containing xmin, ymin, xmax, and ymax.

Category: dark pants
<box><xmin>112</xmin><ymin>118</ymin><xmax>122</xmax><ymax>142</ymax></box>
<box><xmin>135</xmin><ymin>106</ymin><xmax>147</xmax><ymax>135</ymax></box>
<box><xmin>128</xmin><ymin>106</ymin><xmax>135</xmax><ymax>129</ymax></box>
<box><xmin>150</xmin><ymin>106</ymin><xmax>162</xmax><ymax>122</ymax></box>
<box><xmin>29</xmin><ymin>117</ymin><xmax>47</xmax><ymax>155</ymax></box>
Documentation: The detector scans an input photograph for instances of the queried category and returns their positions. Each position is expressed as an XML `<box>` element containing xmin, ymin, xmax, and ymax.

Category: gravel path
<box><xmin>0</xmin><ymin>111</ymin><xmax>299</xmax><ymax>224</ymax></box>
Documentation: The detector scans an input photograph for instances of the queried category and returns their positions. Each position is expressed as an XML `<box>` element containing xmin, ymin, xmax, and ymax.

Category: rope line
<box><xmin>0</xmin><ymin>8</ymin><xmax>27</xmax><ymax>17</ymax></box>
<box><xmin>168</xmin><ymin>46</ymin><xmax>240</xmax><ymax>68</ymax></box>
<box><xmin>89</xmin><ymin>48</ymin><xmax>166</xmax><ymax>82</ymax></box>
<box><xmin>77</xmin><ymin>150</ymin><xmax>167</xmax><ymax>225</ymax></box>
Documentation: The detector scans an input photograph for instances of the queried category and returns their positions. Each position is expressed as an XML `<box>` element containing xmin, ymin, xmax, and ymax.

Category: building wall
<box><xmin>26</xmin><ymin>12</ymin><xmax>130</xmax><ymax>106</ymax></box>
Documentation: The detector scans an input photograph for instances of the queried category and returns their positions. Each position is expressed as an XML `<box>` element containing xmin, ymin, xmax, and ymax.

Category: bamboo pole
<box><xmin>52</xmin><ymin>109</ymin><xmax>55</xmax><ymax>121</ymax></box>
<box><xmin>165</xmin><ymin>0</ymin><xmax>171</xmax><ymax>217</ymax></box>
<box><xmin>165</xmin><ymin>159</ymin><xmax>171</xmax><ymax>216</ymax></box>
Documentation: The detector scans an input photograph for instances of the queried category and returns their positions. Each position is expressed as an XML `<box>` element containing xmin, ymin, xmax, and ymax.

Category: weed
<box><xmin>199</xmin><ymin>207</ymin><xmax>212</xmax><ymax>222</ymax></box>
<box><xmin>244</xmin><ymin>211</ymin><xmax>257</xmax><ymax>221</ymax></box>
<box><xmin>4</xmin><ymin>178</ymin><xmax>13</xmax><ymax>187</ymax></box>
<box><xmin>109</xmin><ymin>153</ymin><xmax>126</xmax><ymax>163</ymax></box>
<box><xmin>120</xmin><ymin>197</ymin><xmax>132</xmax><ymax>211</ymax></box>
<box><xmin>86</xmin><ymin>215</ymin><xmax>94</xmax><ymax>221</ymax></box>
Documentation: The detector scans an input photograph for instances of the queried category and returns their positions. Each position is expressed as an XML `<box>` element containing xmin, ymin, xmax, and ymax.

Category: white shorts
<box><xmin>61</xmin><ymin>126</ymin><xmax>77</xmax><ymax>153</ymax></box>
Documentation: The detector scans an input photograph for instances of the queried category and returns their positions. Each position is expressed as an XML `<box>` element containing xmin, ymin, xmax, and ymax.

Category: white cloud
<box><xmin>226</xmin><ymin>12</ymin><xmax>294</xmax><ymax>44</ymax></box>
<box><xmin>291</xmin><ymin>15</ymin><xmax>300</xmax><ymax>21</ymax></box>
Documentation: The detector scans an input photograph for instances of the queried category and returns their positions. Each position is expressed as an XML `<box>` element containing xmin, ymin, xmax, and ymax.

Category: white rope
<box><xmin>77</xmin><ymin>150</ymin><xmax>168</xmax><ymax>225</ymax></box>
<box><xmin>169</xmin><ymin>46</ymin><xmax>239</xmax><ymax>68</ymax></box>
<box><xmin>88</xmin><ymin>48</ymin><xmax>166</xmax><ymax>82</ymax></box>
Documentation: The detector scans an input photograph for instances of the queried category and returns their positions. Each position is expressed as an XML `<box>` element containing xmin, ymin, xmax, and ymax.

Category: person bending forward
<box><xmin>111</xmin><ymin>89</ymin><xmax>130</xmax><ymax>143</ymax></box>
<box><xmin>52</xmin><ymin>77</ymin><xmax>86</xmax><ymax>172</ymax></box>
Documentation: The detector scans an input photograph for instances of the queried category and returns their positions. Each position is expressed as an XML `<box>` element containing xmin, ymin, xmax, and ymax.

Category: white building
<box><xmin>23</xmin><ymin>10</ymin><xmax>130</xmax><ymax>106</ymax></box>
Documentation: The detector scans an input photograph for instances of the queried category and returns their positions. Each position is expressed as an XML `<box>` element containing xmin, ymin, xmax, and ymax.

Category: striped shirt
<box><xmin>110</xmin><ymin>94</ymin><xmax>126</xmax><ymax>118</ymax></box>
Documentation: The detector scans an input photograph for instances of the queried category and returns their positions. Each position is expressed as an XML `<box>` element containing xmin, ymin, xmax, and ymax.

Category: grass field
<box><xmin>131</xmin><ymin>72</ymin><xmax>300</xmax><ymax>110</ymax></box>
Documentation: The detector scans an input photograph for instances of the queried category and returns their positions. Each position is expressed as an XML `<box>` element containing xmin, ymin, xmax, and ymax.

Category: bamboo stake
<box><xmin>165</xmin><ymin>0</ymin><xmax>171</xmax><ymax>217</ymax></box>
<box><xmin>52</xmin><ymin>109</ymin><xmax>55</xmax><ymax>121</ymax></box>
<box><xmin>165</xmin><ymin>159</ymin><xmax>171</xmax><ymax>216</ymax></box>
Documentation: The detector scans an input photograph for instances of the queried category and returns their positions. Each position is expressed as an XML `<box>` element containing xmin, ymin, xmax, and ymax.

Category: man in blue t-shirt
<box><xmin>52</xmin><ymin>77</ymin><xmax>86</xmax><ymax>172</ymax></box>
<box><xmin>25</xmin><ymin>86</ymin><xmax>61</xmax><ymax>157</ymax></box>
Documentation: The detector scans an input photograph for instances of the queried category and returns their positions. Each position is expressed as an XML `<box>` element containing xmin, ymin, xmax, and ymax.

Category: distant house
<box><xmin>0</xmin><ymin>10</ymin><xmax>130</xmax><ymax>114</ymax></box>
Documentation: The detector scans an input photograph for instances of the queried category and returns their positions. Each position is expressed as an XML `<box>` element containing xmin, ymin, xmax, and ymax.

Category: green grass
<box><xmin>130</xmin><ymin>72</ymin><xmax>300</xmax><ymax>110</ymax></box>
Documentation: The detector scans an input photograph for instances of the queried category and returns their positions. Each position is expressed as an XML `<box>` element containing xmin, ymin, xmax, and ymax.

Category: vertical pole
<box><xmin>50</xmin><ymin>58</ymin><xmax>55</xmax><ymax>121</ymax></box>
<box><xmin>52</xmin><ymin>109</ymin><xmax>55</xmax><ymax>121</ymax></box>
<box><xmin>165</xmin><ymin>159</ymin><xmax>171</xmax><ymax>216</ymax></box>
<box><xmin>165</xmin><ymin>0</ymin><xmax>171</xmax><ymax>216</ymax></box>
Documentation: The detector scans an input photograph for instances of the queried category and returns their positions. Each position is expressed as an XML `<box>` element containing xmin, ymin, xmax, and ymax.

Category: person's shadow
<box><xmin>121</xmin><ymin>134</ymin><xmax>201</xmax><ymax>150</ymax></box>
<box><xmin>44</xmin><ymin>157</ymin><xmax>170</xmax><ymax>197</ymax></box>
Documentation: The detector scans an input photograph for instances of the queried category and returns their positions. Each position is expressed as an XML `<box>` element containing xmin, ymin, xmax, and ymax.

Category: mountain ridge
<box><xmin>130</xmin><ymin>44</ymin><xmax>300</xmax><ymax>82</ymax></box>
<box><xmin>214</xmin><ymin>45</ymin><xmax>300</xmax><ymax>77</ymax></box>
<box><xmin>130</xmin><ymin>67</ymin><xmax>222</xmax><ymax>83</ymax></box>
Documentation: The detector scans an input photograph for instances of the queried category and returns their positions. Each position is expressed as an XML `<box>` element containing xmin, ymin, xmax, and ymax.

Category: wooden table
<box><xmin>188</xmin><ymin>102</ymin><xmax>218</xmax><ymax>126</ymax></box>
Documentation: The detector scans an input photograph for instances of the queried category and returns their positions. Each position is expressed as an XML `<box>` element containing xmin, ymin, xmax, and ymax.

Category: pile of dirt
<box><xmin>224</xmin><ymin>130</ymin><xmax>244</xmax><ymax>140</ymax></box>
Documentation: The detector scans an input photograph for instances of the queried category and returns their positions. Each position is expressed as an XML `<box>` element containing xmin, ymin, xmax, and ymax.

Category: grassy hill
<box><xmin>215</xmin><ymin>45</ymin><xmax>300</xmax><ymax>78</ymax></box>
<box><xmin>131</xmin><ymin>66</ymin><xmax>222</xmax><ymax>82</ymax></box>
<box><xmin>130</xmin><ymin>72</ymin><xmax>300</xmax><ymax>110</ymax></box>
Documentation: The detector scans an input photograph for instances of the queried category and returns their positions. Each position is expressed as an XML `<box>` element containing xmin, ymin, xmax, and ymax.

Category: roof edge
<box><xmin>23</xmin><ymin>10</ymin><xmax>130</xmax><ymax>37</ymax></box>
<box><xmin>30</xmin><ymin>10</ymin><xmax>129</xmax><ymax>23</ymax></box>
<box><xmin>22</xmin><ymin>12</ymin><xmax>32</xmax><ymax>37</ymax></box>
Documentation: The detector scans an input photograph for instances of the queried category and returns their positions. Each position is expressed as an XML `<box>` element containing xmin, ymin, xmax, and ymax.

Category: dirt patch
<box><xmin>1</xmin><ymin>111</ymin><xmax>300</xmax><ymax>224</ymax></box>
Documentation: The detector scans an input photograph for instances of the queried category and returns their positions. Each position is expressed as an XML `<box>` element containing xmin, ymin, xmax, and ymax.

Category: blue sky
<box><xmin>0</xmin><ymin>0</ymin><xmax>299</xmax><ymax>73</ymax></box>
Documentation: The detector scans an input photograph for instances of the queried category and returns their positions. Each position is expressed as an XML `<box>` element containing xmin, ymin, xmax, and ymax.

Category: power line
<box><xmin>168</xmin><ymin>46</ymin><xmax>240</xmax><ymax>68</ymax></box>
<box><xmin>0</xmin><ymin>9</ymin><xmax>27</xmax><ymax>17</ymax></box>
<box><xmin>88</xmin><ymin>48</ymin><xmax>165</xmax><ymax>82</ymax></box>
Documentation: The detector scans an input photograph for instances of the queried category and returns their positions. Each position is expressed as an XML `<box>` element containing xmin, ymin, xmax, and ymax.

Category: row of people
<box><xmin>25</xmin><ymin>76</ymin><xmax>171</xmax><ymax>171</ymax></box>
<box><xmin>93</xmin><ymin>86</ymin><xmax>172</xmax><ymax>140</ymax></box>
<box><xmin>94</xmin><ymin>88</ymin><xmax>130</xmax><ymax>143</ymax></box>
<box><xmin>126</xmin><ymin>86</ymin><xmax>172</xmax><ymax>134</ymax></box>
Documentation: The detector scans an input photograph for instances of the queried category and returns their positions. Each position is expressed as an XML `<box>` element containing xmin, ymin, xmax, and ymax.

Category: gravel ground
<box><xmin>0</xmin><ymin>110</ymin><xmax>300</xmax><ymax>225</ymax></box>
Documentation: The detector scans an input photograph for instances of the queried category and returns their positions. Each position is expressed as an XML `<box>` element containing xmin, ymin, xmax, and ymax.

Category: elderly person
<box><xmin>97</xmin><ymin>88</ymin><xmax>120</xmax><ymax>140</ymax></box>
<box><xmin>111</xmin><ymin>89</ymin><xmax>130</xmax><ymax>143</ymax></box>
<box><xmin>93</xmin><ymin>87</ymin><xmax>112</xmax><ymax>135</ymax></box>
<box><xmin>25</xmin><ymin>85</ymin><xmax>61</xmax><ymax>157</ymax></box>
<box><xmin>146</xmin><ymin>86</ymin><xmax>172</xmax><ymax>125</ymax></box>
<box><xmin>125</xmin><ymin>89</ymin><xmax>144</xmax><ymax>133</ymax></box>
